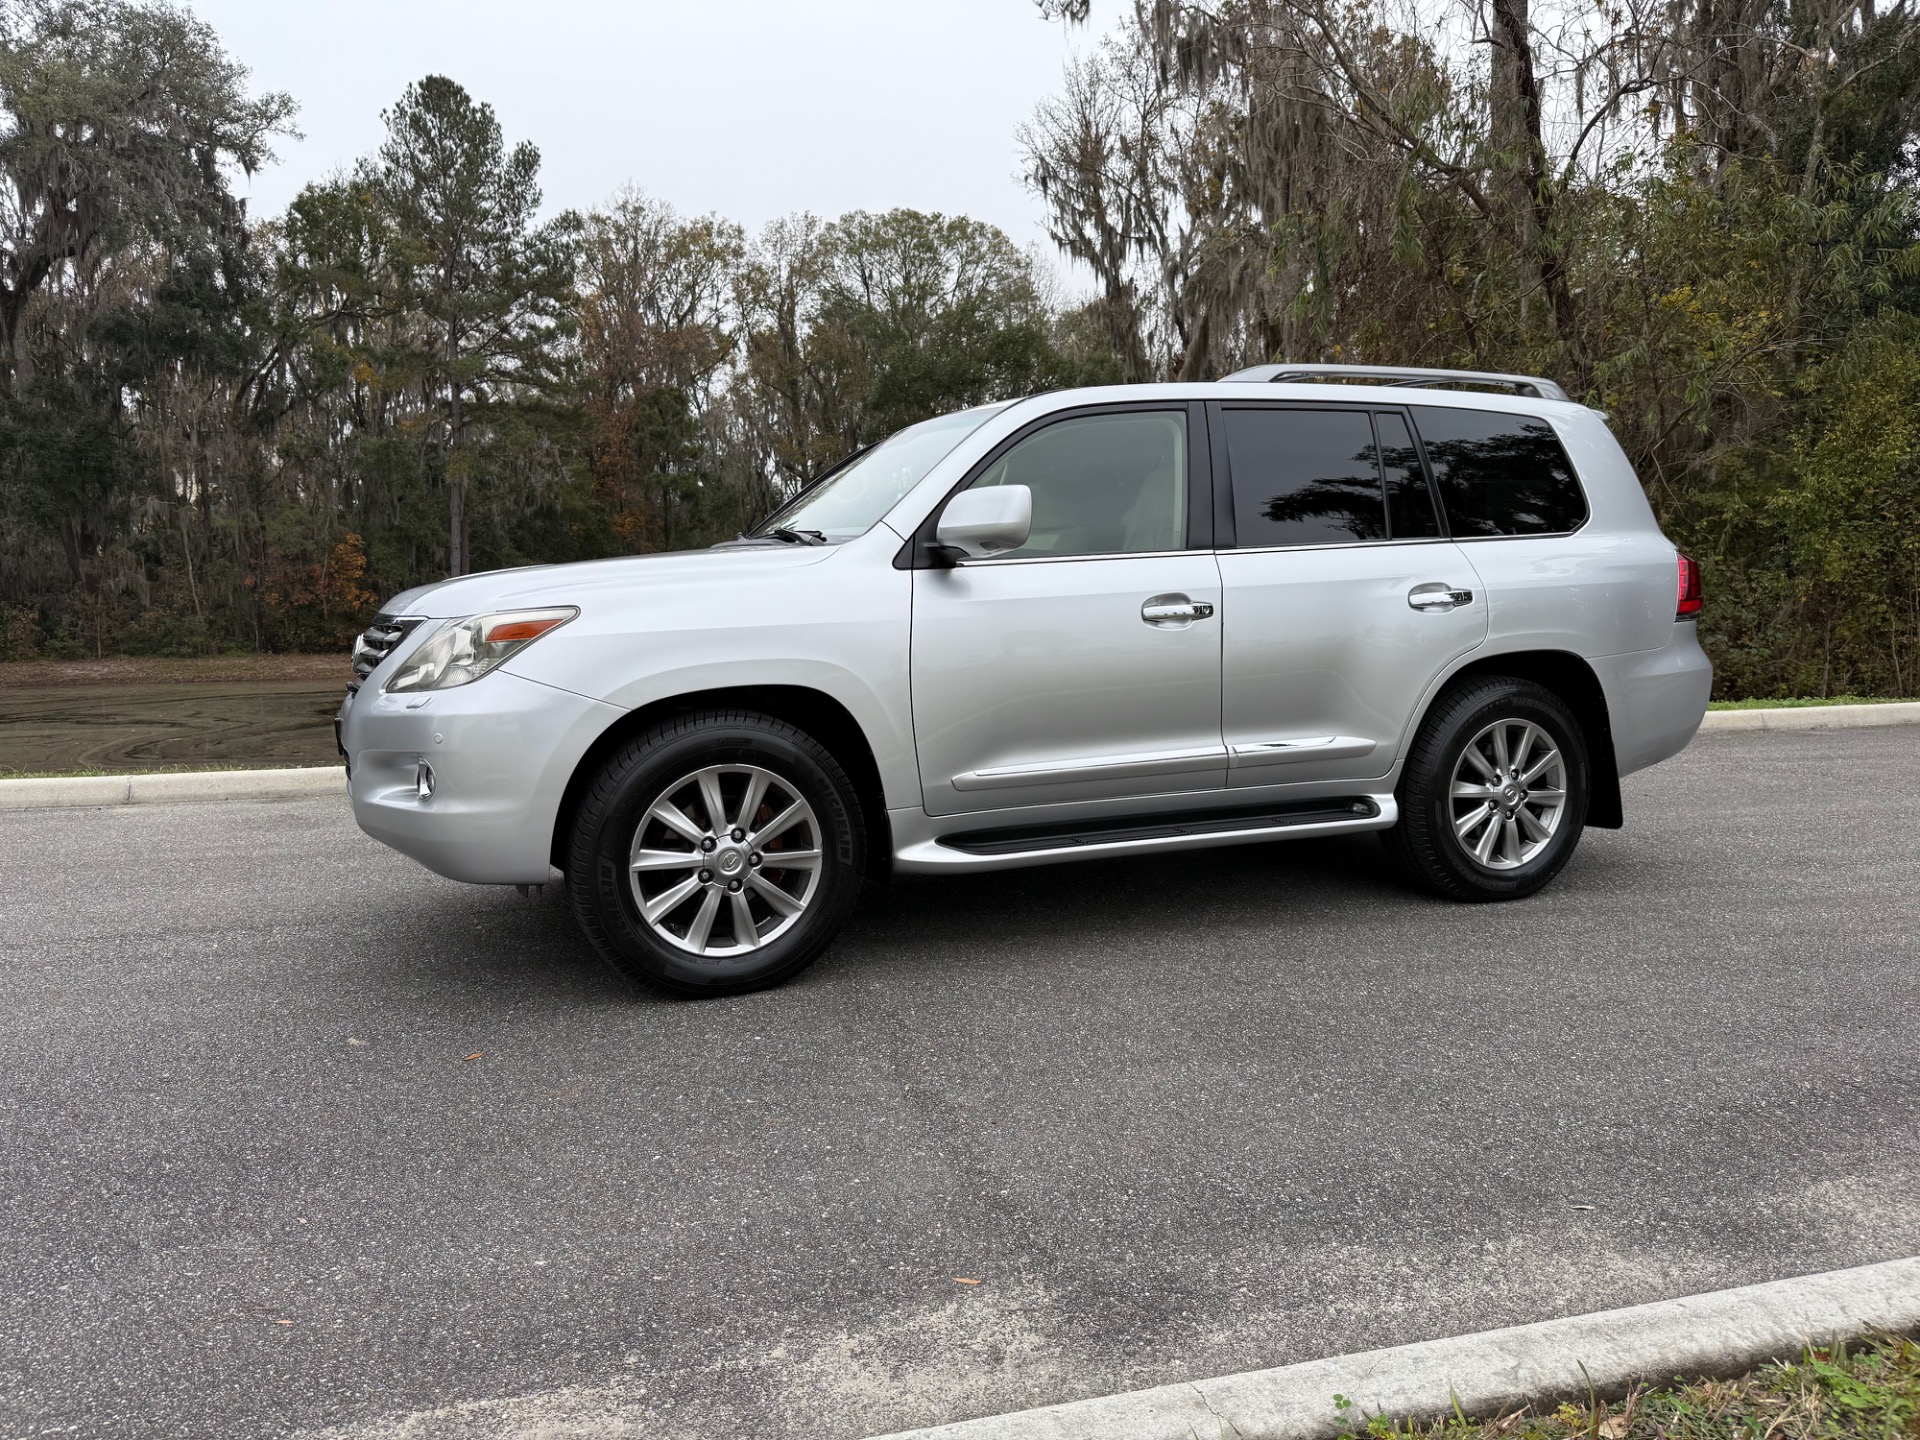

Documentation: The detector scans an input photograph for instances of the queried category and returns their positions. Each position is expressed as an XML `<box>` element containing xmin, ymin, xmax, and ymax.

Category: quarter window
<box><xmin>1376</xmin><ymin>411</ymin><xmax>1441</xmax><ymax>539</ymax></box>
<box><xmin>969</xmin><ymin>410</ymin><xmax>1188</xmax><ymax>557</ymax></box>
<box><xmin>1411</xmin><ymin>406</ymin><xmax>1588</xmax><ymax>536</ymax></box>
<box><xmin>1223</xmin><ymin>408</ymin><xmax>1386</xmax><ymax>547</ymax></box>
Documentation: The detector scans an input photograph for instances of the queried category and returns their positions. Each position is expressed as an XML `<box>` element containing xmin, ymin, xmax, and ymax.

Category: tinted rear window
<box><xmin>1411</xmin><ymin>406</ymin><xmax>1587</xmax><ymax>536</ymax></box>
<box><xmin>1223</xmin><ymin>408</ymin><xmax>1386</xmax><ymax>547</ymax></box>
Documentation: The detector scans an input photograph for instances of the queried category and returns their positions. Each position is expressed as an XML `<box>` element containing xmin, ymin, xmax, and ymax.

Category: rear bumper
<box><xmin>341</xmin><ymin>670</ymin><xmax>621</xmax><ymax>885</ymax></box>
<box><xmin>1595</xmin><ymin>623</ymin><xmax>1713</xmax><ymax>777</ymax></box>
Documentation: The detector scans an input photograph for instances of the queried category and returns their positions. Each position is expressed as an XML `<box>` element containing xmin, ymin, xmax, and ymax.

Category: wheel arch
<box><xmin>550</xmin><ymin>685</ymin><xmax>895</xmax><ymax>879</ymax></box>
<box><xmin>1430</xmin><ymin>650</ymin><xmax>1623</xmax><ymax>828</ymax></box>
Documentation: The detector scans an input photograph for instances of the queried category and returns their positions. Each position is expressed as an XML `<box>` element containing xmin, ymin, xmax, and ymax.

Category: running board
<box><xmin>937</xmin><ymin>796</ymin><xmax>1383</xmax><ymax>858</ymax></box>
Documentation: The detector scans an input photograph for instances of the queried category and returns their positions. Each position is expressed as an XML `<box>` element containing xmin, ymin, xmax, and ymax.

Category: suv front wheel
<box><xmin>1383</xmin><ymin>677</ymin><xmax>1590</xmax><ymax>902</ymax></box>
<box><xmin>566</xmin><ymin>711</ymin><xmax>867</xmax><ymax>996</ymax></box>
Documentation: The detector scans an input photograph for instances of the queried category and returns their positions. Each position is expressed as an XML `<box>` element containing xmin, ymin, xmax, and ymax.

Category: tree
<box><xmin>819</xmin><ymin>208</ymin><xmax>1065</xmax><ymax>434</ymax></box>
<box><xmin>0</xmin><ymin>0</ymin><xmax>293</xmax><ymax>388</ymax></box>
<box><xmin>728</xmin><ymin>208</ymin><xmax>1096</xmax><ymax>502</ymax></box>
<box><xmin>577</xmin><ymin>189</ymin><xmax>742</xmax><ymax>551</ymax></box>
<box><xmin>376</xmin><ymin>75</ymin><xmax>575</xmax><ymax>575</ymax></box>
<box><xmin>0</xmin><ymin>0</ymin><xmax>292</xmax><ymax>654</ymax></box>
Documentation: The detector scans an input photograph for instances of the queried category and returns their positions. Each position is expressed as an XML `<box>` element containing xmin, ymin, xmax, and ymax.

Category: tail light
<box><xmin>1676</xmin><ymin>553</ymin><xmax>1703</xmax><ymax>618</ymax></box>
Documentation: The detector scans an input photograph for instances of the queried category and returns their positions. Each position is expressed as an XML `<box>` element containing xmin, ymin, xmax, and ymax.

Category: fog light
<box><xmin>415</xmin><ymin>760</ymin><xmax>435</xmax><ymax>801</ymax></box>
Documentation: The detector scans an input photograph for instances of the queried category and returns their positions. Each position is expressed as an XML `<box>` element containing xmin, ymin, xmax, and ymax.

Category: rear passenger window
<box><xmin>1223</xmin><ymin>408</ymin><xmax>1385</xmax><ymax>546</ymax></box>
<box><xmin>1411</xmin><ymin>406</ymin><xmax>1587</xmax><ymax>536</ymax></box>
<box><xmin>970</xmin><ymin>410</ymin><xmax>1188</xmax><ymax>557</ymax></box>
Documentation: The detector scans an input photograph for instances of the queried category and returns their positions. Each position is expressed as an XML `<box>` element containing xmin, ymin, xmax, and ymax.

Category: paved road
<box><xmin>3</xmin><ymin>728</ymin><xmax>1917</xmax><ymax>1440</ymax></box>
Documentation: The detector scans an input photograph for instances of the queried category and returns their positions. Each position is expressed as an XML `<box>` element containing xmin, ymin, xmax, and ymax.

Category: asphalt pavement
<box><xmin>3</xmin><ymin>728</ymin><xmax>1916</xmax><ymax>1440</ymax></box>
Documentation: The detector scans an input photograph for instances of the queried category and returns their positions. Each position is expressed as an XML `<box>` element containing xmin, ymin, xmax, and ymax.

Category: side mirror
<box><xmin>934</xmin><ymin>485</ymin><xmax>1031</xmax><ymax>560</ymax></box>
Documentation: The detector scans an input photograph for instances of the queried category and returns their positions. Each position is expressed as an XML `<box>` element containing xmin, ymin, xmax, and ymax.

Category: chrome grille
<box><xmin>347</xmin><ymin>615</ymin><xmax>425</xmax><ymax>692</ymax></box>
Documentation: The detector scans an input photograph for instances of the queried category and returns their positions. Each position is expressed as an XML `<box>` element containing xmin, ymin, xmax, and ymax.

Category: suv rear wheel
<box><xmin>566</xmin><ymin>711</ymin><xmax>866</xmax><ymax>996</ymax></box>
<box><xmin>1383</xmin><ymin>677</ymin><xmax>1590</xmax><ymax>901</ymax></box>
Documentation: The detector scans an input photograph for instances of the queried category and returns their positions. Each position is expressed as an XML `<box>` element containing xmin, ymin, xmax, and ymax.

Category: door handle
<box><xmin>1142</xmin><ymin>593</ymin><xmax>1215</xmax><ymax>626</ymax></box>
<box><xmin>1408</xmin><ymin>584</ymin><xmax>1473</xmax><ymax>612</ymax></box>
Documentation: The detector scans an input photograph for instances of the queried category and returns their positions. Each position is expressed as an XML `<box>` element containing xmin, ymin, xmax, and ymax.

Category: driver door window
<box><xmin>969</xmin><ymin>410</ymin><xmax>1189</xmax><ymax>556</ymax></box>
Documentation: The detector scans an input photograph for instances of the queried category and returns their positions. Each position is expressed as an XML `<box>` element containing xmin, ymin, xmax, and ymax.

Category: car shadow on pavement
<box><xmin>385</xmin><ymin>826</ymin><xmax>1626</xmax><ymax>1003</ymax></box>
<box><xmin>833</xmin><ymin>833</ymin><xmax>1420</xmax><ymax>971</ymax></box>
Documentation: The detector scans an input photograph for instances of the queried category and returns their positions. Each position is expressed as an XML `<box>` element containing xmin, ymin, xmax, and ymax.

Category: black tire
<box><xmin>566</xmin><ymin>710</ymin><xmax>866</xmax><ymax>997</ymax></box>
<box><xmin>1382</xmin><ymin>676</ymin><xmax>1590</xmax><ymax>902</ymax></box>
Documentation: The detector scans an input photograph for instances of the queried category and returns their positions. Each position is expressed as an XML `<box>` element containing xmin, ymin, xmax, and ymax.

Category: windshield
<box><xmin>754</xmin><ymin>404</ymin><xmax>1010</xmax><ymax>541</ymax></box>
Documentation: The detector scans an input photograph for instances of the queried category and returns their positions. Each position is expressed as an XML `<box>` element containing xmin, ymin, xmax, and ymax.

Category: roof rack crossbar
<box><xmin>1221</xmin><ymin>363</ymin><xmax>1571</xmax><ymax>403</ymax></box>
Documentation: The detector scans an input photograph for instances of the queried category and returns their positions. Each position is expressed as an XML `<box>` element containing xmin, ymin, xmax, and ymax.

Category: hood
<box><xmin>379</xmin><ymin>544</ymin><xmax>839</xmax><ymax>619</ymax></box>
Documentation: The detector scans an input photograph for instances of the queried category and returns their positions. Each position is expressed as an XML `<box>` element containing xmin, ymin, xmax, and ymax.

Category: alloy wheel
<box><xmin>627</xmin><ymin>764</ymin><xmax>823</xmax><ymax>957</ymax></box>
<box><xmin>1448</xmin><ymin>718</ymin><xmax>1568</xmax><ymax>871</ymax></box>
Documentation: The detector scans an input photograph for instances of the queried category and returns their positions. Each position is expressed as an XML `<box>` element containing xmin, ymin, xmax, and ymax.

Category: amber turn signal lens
<box><xmin>486</xmin><ymin>618</ymin><xmax>565</xmax><ymax>643</ymax></box>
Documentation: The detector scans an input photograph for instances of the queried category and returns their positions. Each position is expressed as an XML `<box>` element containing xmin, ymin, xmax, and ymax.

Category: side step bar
<box><xmin>939</xmin><ymin>796</ymin><xmax>1381</xmax><ymax>857</ymax></box>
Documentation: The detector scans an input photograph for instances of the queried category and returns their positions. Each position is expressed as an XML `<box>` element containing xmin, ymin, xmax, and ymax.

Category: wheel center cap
<box><xmin>716</xmin><ymin>848</ymin><xmax>745</xmax><ymax>876</ymax></box>
<box><xmin>1501</xmin><ymin>784</ymin><xmax>1518</xmax><ymax>803</ymax></box>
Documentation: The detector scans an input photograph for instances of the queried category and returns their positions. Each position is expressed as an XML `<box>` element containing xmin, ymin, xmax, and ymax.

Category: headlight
<box><xmin>385</xmin><ymin>607</ymin><xmax>578</xmax><ymax>692</ymax></box>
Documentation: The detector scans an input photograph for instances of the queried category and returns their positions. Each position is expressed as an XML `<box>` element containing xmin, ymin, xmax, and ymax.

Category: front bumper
<box><xmin>341</xmin><ymin>669</ymin><xmax>622</xmax><ymax>885</ymax></box>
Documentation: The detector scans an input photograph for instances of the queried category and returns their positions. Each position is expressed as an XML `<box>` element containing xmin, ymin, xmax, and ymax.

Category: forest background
<box><xmin>0</xmin><ymin>0</ymin><xmax>1916</xmax><ymax>699</ymax></box>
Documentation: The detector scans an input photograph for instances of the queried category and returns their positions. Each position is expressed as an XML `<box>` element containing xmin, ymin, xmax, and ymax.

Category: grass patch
<box><xmin>0</xmin><ymin>654</ymin><xmax>345</xmax><ymax>687</ymax></box>
<box><xmin>1707</xmin><ymin>695</ymin><xmax>1918</xmax><ymax>710</ymax></box>
<box><xmin>1341</xmin><ymin>1334</ymin><xmax>1920</xmax><ymax>1440</ymax></box>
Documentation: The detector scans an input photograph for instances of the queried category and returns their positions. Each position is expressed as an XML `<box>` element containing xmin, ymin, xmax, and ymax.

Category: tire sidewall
<box><xmin>572</xmin><ymin>718</ymin><xmax>863</xmax><ymax>995</ymax></box>
<box><xmin>1414</xmin><ymin>682</ymin><xmax>1590</xmax><ymax>899</ymax></box>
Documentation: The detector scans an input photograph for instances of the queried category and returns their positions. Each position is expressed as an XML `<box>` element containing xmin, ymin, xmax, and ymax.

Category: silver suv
<box><xmin>339</xmin><ymin>367</ymin><xmax>1711</xmax><ymax>996</ymax></box>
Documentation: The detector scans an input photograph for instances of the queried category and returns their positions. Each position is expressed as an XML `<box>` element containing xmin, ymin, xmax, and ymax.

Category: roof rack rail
<box><xmin>1222</xmin><ymin>363</ymin><xmax>1571</xmax><ymax>403</ymax></box>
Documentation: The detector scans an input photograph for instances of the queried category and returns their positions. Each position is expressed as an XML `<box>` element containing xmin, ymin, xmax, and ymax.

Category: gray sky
<box><xmin>184</xmin><ymin>0</ymin><xmax>1124</xmax><ymax>261</ymax></box>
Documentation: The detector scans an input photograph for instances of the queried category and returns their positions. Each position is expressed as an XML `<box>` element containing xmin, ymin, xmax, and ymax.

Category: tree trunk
<box><xmin>1176</xmin><ymin>305</ymin><xmax>1213</xmax><ymax>381</ymax></box>
<box><xmin>449</xmin><ymin>474</ymin><xmax>467</xmax><ymax>577</ymax></box>
<box><xmin>446</xmin><ymin>319</ymin><xmax>468</xmax><ymax>578</ymax></box>
<box><xmin>1490</xmin><ymin>0</ymin><xmax>1580</xmax><ymax>358</ymax></box>
<box><xmin>0</xmin><ymin>252</ymin><xmax>50</xmax><ymax>392</ymax></box>
<box><xmin>6</xmin><ymin>304</ymin><xmax>31</xmax><ymax>390</ymax></box>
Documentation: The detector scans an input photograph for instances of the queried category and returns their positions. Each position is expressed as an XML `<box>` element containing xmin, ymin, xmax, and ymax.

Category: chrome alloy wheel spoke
<box><xmin>1448</xmin><ymin>718</ymin><xmax>1566</xmax><ymax>872</ymax></box>
<box><xmin>642</xmin><ymin>873</ymin><xmax>703</xmax><ymax>923</ymax></box>
<box><xmin>697</xmin><ymin>770</ymin><xmax>729</xmax><ymax>837</ymax></box>
<box><xmin>1454</xmin><ymin>801</ymin><xmax>1494</xmax><ymax>842</ymax></box>
<box><xmin>628</xmin><ymin>763</ymin><xmax>823</xmax><ymax>959</ymax></box>
<box><xmin>1461</xmin><ymin>743</ymin><xmax>1501</xmax><ymax>783</ymax></box>
<box><xmin>650</xmin><ymin>801</ymin><xmax>708</xmax><ymax>847</ymax></box>
<box><xmin>1473</xmin><ymin>808</ymin><xmax>1502</xmax><ymax>863</ymax></box>
<box><xmin>728</xmin><ymin>890</ymin><xmax>760</xmax><ymax>949</ymax></box>
<box><xmin>748</xmin><ymin>872</ymin><xmax>804</xmax><ymax>916</ymax></box>
<box><xmin>733</xmin><ymin>770</ymin><xmax>770</xmax><ymax>836</ymax></box>
<box><xmin>748</xmin><ymin>800</ymin><xmax>807</xmax><ymax>848</ymax></box>
<box><xmin>758</xmin><ymin>847</ymin><xmax>821</xmax><ymax>870</ymax></box>
<box><xmin>631</xmin><ymin>848</ymin><xmax>704</xmax><ymax>873</ymax></box>
<box><xmin>683</xmin><ymin>889</ymin><xmax>723</xmax><ymax>951</ymax></box>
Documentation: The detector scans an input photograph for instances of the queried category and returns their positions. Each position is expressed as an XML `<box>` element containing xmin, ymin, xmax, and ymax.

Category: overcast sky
<box><xmin>183</xmin><ymin>0</ymin><xmax>1125</xmax><ymax>267</ymax></box>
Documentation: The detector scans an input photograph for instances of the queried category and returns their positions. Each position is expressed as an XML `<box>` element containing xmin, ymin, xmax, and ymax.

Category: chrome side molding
<box><xmin>1228</xmin><ymin>736</ymin><xmax>1376</xmax><ymax>769</ymax></box>
<box><xmin>951</xmin><ymin>744</ymin><xmax>1227</xmax><ymax>790</ymax></box>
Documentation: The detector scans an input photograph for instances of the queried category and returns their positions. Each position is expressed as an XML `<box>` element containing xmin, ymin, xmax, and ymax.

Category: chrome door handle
<box><xmin>1408</xmin><ymin>584</ymin><xmax>1473</xmax><ymax>612</ymax></box>
<box><xmin>1142</xmin><ymin>593</ymin><xmax>1215</xmax><ymax>626</ymax></box>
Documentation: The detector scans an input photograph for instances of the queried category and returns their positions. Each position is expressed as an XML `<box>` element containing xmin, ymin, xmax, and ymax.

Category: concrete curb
<box><xmin>0</xmin><ymin>765</ymin><xmax>344</xmax><ymax>810</ymax></box>
<box><xmin>1697</xmin><ymin>700</ymin><xmax>1920</xmax><ymax>731</ymax></box>
<box><xmin>0</xmin><ymin>703</ymin><xmax>1911</xmax><ymax>811</ymax></box>
<box><xmin>870</xmin><ymin>1257</ymin><xmax>1920</xmax><ymax>1440</ymax></box>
